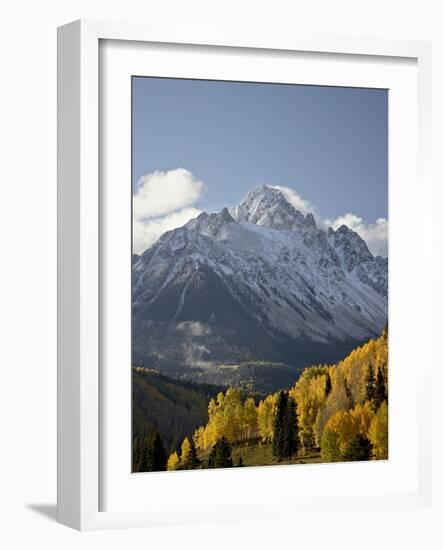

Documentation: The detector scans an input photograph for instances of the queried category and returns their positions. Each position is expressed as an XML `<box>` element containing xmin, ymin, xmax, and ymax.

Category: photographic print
<box><xmin>131</xmin><ymin>77</ymin><xmax>388</xmax><ymax>473</ymax></box>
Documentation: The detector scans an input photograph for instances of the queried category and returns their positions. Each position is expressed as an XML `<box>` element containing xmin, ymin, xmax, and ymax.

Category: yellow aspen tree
<box><xmin>216</xmin><ymin>391</ymin><xmax>225</xmax><ymax>408</ymax></box>
<box><xmin>258</xmin><ymin>394</ymin><xmax>275</xmax><ymax>442</ymax></box>
<box><xmin>323</xmin><ymin>410</ymin><xmax>359</xmax><ymax>457</ymax></box>
<box><xmin>368</xmin><ymin>401</ymin><xmax>388</xmax><ymax>459</ymax></box>
<box><xmin>193</xmin><ymin>426</ymin><xmax>205</xmax><ymax>451</ymax></box>
<box><xmin>292</xmin><ymin>369</ymin><xmax>329</xmax><ymax>451</ymax></box>
<box><xmin>181</xmin><ymin>437</ymin><xmax>191</xmax><ymax>464</ymax></box>
<box><xmin>208</xmin><ymin>398</ymin><xmax>217</xmax><ymax>420</ymax></box>
<box><xmin>351</xmin><ymin>401</ymin><xmax>374</xmax><ymax>437</ymax></box>
<box><xmin>167</xmin><ymin>451</ymin><xmax>181</xmax><ymax>471</ymax></box>
<box><xmin>242</xmin><ymin>397</ymin><xmax>258</xmax><ymax>439</ymax></box>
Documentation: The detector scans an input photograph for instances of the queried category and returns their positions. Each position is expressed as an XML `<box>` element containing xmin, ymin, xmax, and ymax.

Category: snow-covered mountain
<box><xmin>132</xmin><ymin>185</ymin><xmax>388</xmax><ymax>381</ymax></box>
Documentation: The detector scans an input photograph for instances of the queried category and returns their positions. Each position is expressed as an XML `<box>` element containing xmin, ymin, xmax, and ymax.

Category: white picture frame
<box><xmin>57</xmin><ymin>19</ymin><xmax>433</xmax><ymax>531</ymax></box>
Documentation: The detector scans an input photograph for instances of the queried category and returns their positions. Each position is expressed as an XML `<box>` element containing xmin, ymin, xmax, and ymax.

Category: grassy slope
<box><xmin>231</xmin><ymin>439</ymin><xmax>321</xmax><ymax>467</ymax></box>
<box><xmin>196</xmin><ymin>437</ymin><xmax>321</xmax><ymax>468</ymax></box>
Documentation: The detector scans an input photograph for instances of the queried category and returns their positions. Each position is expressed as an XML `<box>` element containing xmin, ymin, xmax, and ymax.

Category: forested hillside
<box><xmin>133</xmin><ymin>328</ymin><xmax>388</xmax><ymax>472</ymax></box>
<box><xmin>132</xmin><ymin>369</ymin><xmax>223</xmax><ymax>458</ymax></box>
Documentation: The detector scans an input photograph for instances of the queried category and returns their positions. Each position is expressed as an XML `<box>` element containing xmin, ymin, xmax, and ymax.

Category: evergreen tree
<box><xmin>272</xmin><ymin>391</ymin><xmax>288</xmax><ymax>461</ymax></box>
<box><xmin>133</xmin><ymin>435</ymin><xmax>151</xmax><ymax>472</ymax></box>
<box><xmin>182</xmin><ymin>437</ymin><xmax>200</xmax><ymax>470</ymax></box>
<box><xmin>145</xmin><ymin>430</ymin><xmax>167</xmax><ymax>472</ymax></box>
<box><xmin>273</xmin><ymin>391</ymin><xmax>299</xmax><ymax>461</ymax></box>
<box><xmin>283</xmin><ymin>397</ymin><xmax>298</xmax><ymax>460</ymax></box>
<box><xmin>216</xmin><ymin>436</ymin><xmax>233</xmax><ymax>468</ymax></box>
<box><xmin>343</xmin><ymin>435</ymin><xmax>372</xmax><ymax>461</ymax></box>
<box><xmin>364</xmin><ymin>363</ymin><xmax>376</xmax><ymax>403</ymax></box>
<box><xmin>207</xmin><ymin>436</ymin><xmax>233</xmax><ymax>468</ymax></box>
<box><xmin>374</xmin><ymin>367</ymin><xmax>386</xmax><ymax>410</ymax></box>
<box><xmin>325</xmin><ymin>372</ymin><xmax>332</xmax><ymax>396</ymax></box>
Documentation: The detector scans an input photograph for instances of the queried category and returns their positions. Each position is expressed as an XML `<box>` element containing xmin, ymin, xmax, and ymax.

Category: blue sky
<box><xmin>132</xmin><ymin>77</ymin><xmax>388</xmax><ymax>255</ymax></box>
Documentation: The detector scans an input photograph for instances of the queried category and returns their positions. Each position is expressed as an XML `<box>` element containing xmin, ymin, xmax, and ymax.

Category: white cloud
<box><xmin>133</xmin><ymin>168</ymin><xmax>204</xmax><ymax>253</ymax></box>
<box><xmin>133</xmin><ymin>206</ymin><xmax>201</xmax><ymax>254</ymax></box>
<box><xmin>270</xmin><ymin>185</ymin><xmax>315</xmax><ymax>215</ymax></box>
<box><xmin>177</xmin><ymin>321</ymin><xmax>211</xmax><ymax>337</ymax></box>
<box><xmin>326</xmin><ymin>213</ymin><xmax>388</xmax><ymax>257</ymax></box>
<box><xmin>133</xmin><ymin>168</ymin><xmax>204</xmax><ymax>219</ymax></box>
<box><xmin>183</xmin><ymin>342</ymin><xmax>212</xmax><ymax>369</ymax></box>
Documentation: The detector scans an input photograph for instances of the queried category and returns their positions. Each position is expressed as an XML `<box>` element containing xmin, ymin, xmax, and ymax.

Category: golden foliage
<box><xmin>368</xmin><ymin>401</ymin><xmax>388</xmax><ymax>459</ymax></box>
<box><xmin>351</xmin><ymin>401</ymin><xmax>375</xmax><ymax>438</ymax></box>
<box><xmin>323</xmin><ymin>410</ymin><xmax>359</xmax><ymax>456</ymax></box>
<box><xmin>290</xmin><ymin>366</ymin><xmax>330</xmax><ymax>451</ymax></box>
<box><xmin>312</xmin><ymin>329</ymin><xmax>388</xmax><ymax>447</ymax></box>
<box><xmin>181</xmin><ymin>437</ymin><xmax>191</xmax><ymax>464</ymax></box>
<box><xmin>257</xmin><ymin>394</ymin><xmax>277</xmax><ymax>442</ymax></box>
<box><xmin>193</xmin><ymin>387</ymin><xmax>259</xmax><ymax>451</ymax></box>
<box><xmin>167</xmin><ymin>451</ymin><xmax>180</xmax><ymax>471</ymax></box>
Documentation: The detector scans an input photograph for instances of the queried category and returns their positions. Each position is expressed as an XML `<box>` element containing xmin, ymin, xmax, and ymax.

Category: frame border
<box><xmin>57</xmin><ymin>19</ymin><xmax>433</xmax><ymax>531</ymax></box>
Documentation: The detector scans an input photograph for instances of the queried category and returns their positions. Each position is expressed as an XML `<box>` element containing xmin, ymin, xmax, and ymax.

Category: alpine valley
<box><xmin>132</xmin><ymin>185</ymin><xmax>388</xmax><ymax>394</ymax></box>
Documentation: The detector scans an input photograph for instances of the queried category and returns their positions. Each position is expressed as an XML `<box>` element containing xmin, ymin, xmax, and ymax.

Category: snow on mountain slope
<box><xmin>132</xmin><ymin>185</ymin><xmax>388</xmax><ymax>375</ymax></box>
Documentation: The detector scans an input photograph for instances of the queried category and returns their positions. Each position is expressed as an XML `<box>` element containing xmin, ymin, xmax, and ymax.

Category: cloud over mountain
<box><xmin>133</xmin><ymin>168</ymin><xmax>203</xmax><ymax>253</ymax></box>
<box><xmin>325</xmin><ymin>213</ymin><xmax>388</xmax><ymax>257</ymax></box>
<box><xmin>132</xmin><ymin>168</ymin><xmax>388</xmax><ymax>257</ymax></box>
<box><xmin>269</xmin><ymin>185</ymin><xmax>315</xmax><ymax>216</ymax></box>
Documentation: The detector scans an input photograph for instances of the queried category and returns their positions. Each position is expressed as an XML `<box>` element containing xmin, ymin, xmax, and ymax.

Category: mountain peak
<box><xmin>245</xmin><ymin>184</ymin><xmax>286</xmax><ymax>203</ymax></box>
<box><xmin>182</xmin><ymin>205</ymin><xmax>235</xmax><ymax>241</ymax></box>
<box><xmin>219</xmin><ymin>206</ymin><xmax>235</xmax><ymax>223</ymax></box>
<box><xmin>230</xmin><ymin>184</ymin><xmax>315</xmax><ymax>231</ymax></box>
<box><xmin>327</xmin><ymin>223</ymin><xmax>374</xmax><ymax>272</ymax></box>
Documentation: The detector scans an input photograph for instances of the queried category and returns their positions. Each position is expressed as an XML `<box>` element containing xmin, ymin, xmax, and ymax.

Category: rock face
<box><xmin>132</xmin><ymin>185</ymin><xmax>388</xmax><ymax>379</ymax></box>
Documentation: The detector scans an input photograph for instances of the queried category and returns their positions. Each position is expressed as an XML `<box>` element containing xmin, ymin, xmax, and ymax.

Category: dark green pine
<box><xmin>364</xmin><ymin>363</ymin><xmax>376</xmax><ymax>403</ymax></box>
<box><xmin>273</xmin><ymin>390</ymin><xmax>288</xmax><ymax>461</ymax></box>
<box><xmin>282</xmin><ymin>396</ymin><xmax>298</xmax><ymax>460</ymax></box>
